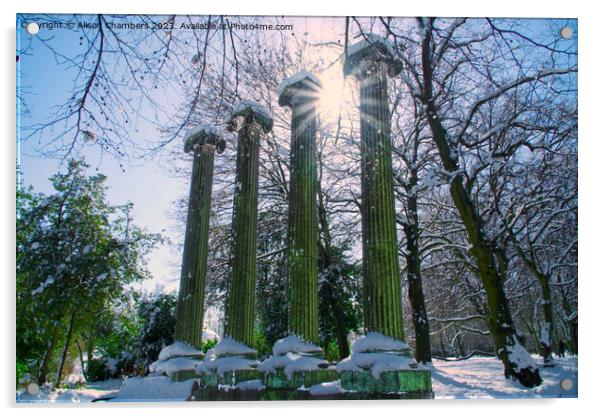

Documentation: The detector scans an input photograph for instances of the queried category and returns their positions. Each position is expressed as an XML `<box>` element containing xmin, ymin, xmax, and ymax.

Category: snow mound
<box><xmin>350</xmin><ymin>332</ymin><xmax>411</xmax><ymax>354</ymax></box>
<box><xmin>309</xmin><ymin>380</ymin><xmax>345</xmax><ymax>396</ymax></box>
<box><xmin>277</xmin><ymin>70</ymin><xmax>322</xmax><ymax>97</ymax></box>
<box><xmin>258</xmin><ymin>352</ymin><xmax>328</xmax><ymax>379</ymax></box>
<box><xmin>213</xmin><ymin>337</ymin><xmax>256</xmax><ymax>357</ymax></box>
<box><xmin>149</xmin><ymin>357</ymin><xmax>201</xmax><ymax>376</ymax></box>
<box><xmin>272</xmin><ymin>335</ymin><xmax>323</xmax><ymax>356</ymax></box>
<box><xmin>113</xmin><ymin>376</ymin><xmax>196</xmax><ymax>402</ymax></box>
<box><xmin>158</xmin><ymin>342</ymin><xmax>203</xmax><ymax>362</ymax></box>
<box><xmin>196</xmin><ymin>356</ymin><xmax>259</xmax><ymax>377</ymax></box>
<box><xmin>337</xmin><ymin>352</ymin><xmax>416</xmax><ymax>378</ymax></box>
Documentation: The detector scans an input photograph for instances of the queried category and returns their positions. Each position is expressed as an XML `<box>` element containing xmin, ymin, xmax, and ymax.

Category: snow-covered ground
<box><xmin>16</xmin><ymin>355</ymin><xmax>577</xmax><ymax>402</ymax></box>
<box><xmin>431</xmin><ymin>355</ymin><xmax>577</xmax><ymax>399</ymax></box>
<box><xmin>16</xmin><ymin>379</ymin><xmax>122</xmax><ymax>403</ymax></box>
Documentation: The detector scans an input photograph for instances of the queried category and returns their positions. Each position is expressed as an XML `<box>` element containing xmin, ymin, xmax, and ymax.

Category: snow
<box><xmin>308</xmin><ymin>380</ymin><xmax>345</xmax><ymax>396</ymax></box>
<box><xmin>431</xmin><ymin>355</ymin><xmax>577</xmax><ymax>399</ymax></box>
<box><xmin>196</xmin><ymin>356</ymin><xmax>260</xmax><ymax>377</ymax></box>
<box><xmin>507</xmin><ymin>340</ymin><xmax>538</xmax><ymax>371</ymax></box>
<box><xmin>230</xmin><ymin>100</ymin><xmax>272</xmax><ymax>122</ymax></box>
<box><xmin>149</xmin><ymin>356</ymin><xmax>201</xmax><ymax>376</ymax></box>
<box><xmin>16</xmin><ymin>379</ymin><xmax>122</xmax><ymax>403</ymax></box>
<box><xmin>213</xmin><ymin>337</ymin><xmax>256</xmax><ymax>357</ymax></box>
<box><xmin>234</xmin><ymin>379</ymin><xmax>265</xmax><ymax>391</ymax></box>
<box><xmin>337</xmin><ymin>352</ymin><xmax>416</xmax><ymax>378</ymax></box>
<box><xmin>350</xmin><ymin>332</ymin><xmax>411</xmax><ymax>354</ymax></box>
<box><xmin>540</xmin><ymin>323</ymin><xmax>550</xmax><ymax>345</ymax></box>
<box><xmin>15</xmin><ymin>355</ymin><xmax>578</xmax><ymax>402</ymax></box>
<box><xmin>346</xmin><ymin>33</ymin><xmax>396</xmax><ymax>60</ymax></box>
<box><xmin>272</xmin><ymin>335</ymin><xmax>323</xmax><ymax>356</ymax></box>
<box><xmin>158</xmin><ymin>341</ymin><xmax>203</xmax><ymax>361</ymax></box>
<box><xmin>258</xmin><ymin>352</ymin><xmax>328</xmax><ymax>379</ymax></box>
<box><xmin>184</xmin><ymin>124</ymin><xmax>220</xmax><ymax>142</ymax></box>
<box><xmin>277</xmin><ymin>70</ymin><xmax>322</xmax><ymax>97</ymax></box>
<box><xmin>112</xmin><ymin>376</ymin><xmax>197</xmax><ymax>402</ymax></box>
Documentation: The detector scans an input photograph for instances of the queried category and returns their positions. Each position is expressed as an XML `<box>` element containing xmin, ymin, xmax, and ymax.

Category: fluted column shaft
<box><xmin>175</xmin><ymin>143</ymin><xmax>216</xmax><ymax>348</ymax></box>
<box><xmin>288</xmin><ymin>96</ymin><xmax>319</xmax><ymax>344</ymax></box>
<box><xmin>225</xmin><ymin>123</ymin><xmax>262</xmax><ymax>347</ymax></box>
<box><xmin>358</xmin><ymin>62</ymin><xmax>404</xmax><ymax>340</ymax></box>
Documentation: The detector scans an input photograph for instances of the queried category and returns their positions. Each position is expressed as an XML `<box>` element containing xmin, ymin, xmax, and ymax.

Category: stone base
<box><xmin>200</xmin><ymin>369</ymin><xmax>262</xmax><ymax>387</ymax></box>
<box><xmin>170</xmin><ymin>369</ymin><xmax>198</xmax><ymax>382</ymax></box>
<box><xmin>262</xmin><ymin>369</ymin><xmax>338</xmax><ymax>389</ymax></box>
<box><xmin>189</xmin><ymin>386</ymin><xmax>433</xmax><ymax>401</ymax></box>
<box><xmin>340</xmin><ymin>369</ymin><xmax>432</xmax><ymax>394</ymax></box>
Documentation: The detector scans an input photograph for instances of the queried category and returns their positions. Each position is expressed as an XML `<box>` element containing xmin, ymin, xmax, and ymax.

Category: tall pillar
<box><xmin>224</xmin><ymin>101</ymin><xmax>273</xmax><ymax>348</ymax></box>
<box><xmin>278</xmin><ymin>72</ymin><xmax>322</xmax><ymax>344</ymax></box>
<box><xmin>336</xmin><ymin>35</ymin><xmax>432</xmax><ymax>396</ymax></box>
<box><xmin>175</xmin><ymin>127</ymin><xmax>226</xmax><ymax>349</ymax></box>
<box><xmin>344</xmin><ymin>35</ymin><xmax>405</xmax><ymax>340</ymax></box>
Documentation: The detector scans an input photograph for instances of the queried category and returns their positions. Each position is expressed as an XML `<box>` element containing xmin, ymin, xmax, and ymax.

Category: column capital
<box><xmin>343</xmin><ymin>34</ymin><xmax>402</xmax><ymax>79</ymax></box>
<box><xmin>227</xmin><ymin>100</ymin><xmax>273</xmax><ymax>134</ymax></box>
<box><xmin>184</xmin><ymin>125</ymin><xmax>226</xmax><ymax>154</ymax></box>
<box><xmin>277</xmin><ymin>71</ymin><xmax>322</xmax><ymax>108</ymax></box>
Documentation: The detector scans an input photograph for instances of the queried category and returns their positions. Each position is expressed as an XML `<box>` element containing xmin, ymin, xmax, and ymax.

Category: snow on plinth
<box><xmin>196</xmin><ymin>337</ymin><xmax>259</xmax><ymax>380</ymax></box>
<box><xmin>272</xmin><ymin>334</ymin><xmax>323</xmax><ymax>356</ymax></box>
<box><xmin>149</xmin><ymin>357</ymin><xmax>201</xmax><ymax>377</ymax></box>
<box><xmin>158</xmin><ymin>341</ymin><xmax>203</xmax><ymax>361</ymax></box>
<box><xmin>113</xmin><ymin>376</ymin><xmax>196</xmax><ymax>402</ymax></box>
<box><xmin>258</xmin><ymin>334</ymin><xmax>328</xmax><ymax>380</ymax></box>
<box><xmin>350</xmin><ymin>332</ymin><xmax>411</xmax><ymax>354</ymax></box>
<box><xmin>337</xmin><ymin>332</ymin><xmax>418</xmax><ymax>378</ymax></box>
<box><xmin>197</xmin><ymin>355</ymin><xmax>260</xmax><ymax>377</ymax></box>
<box><xmin>212</xmin><ymin>336</ymin><xmax>256</xmax><ymax>357</ymax></box>
<box><xmin>148</xmin><ymin>342</ymin><xmax>203</xmax><ymax>377</ymax></box>
<box><xmin>277</xmin><ymin>70</ymin><xmax>322</xmax><ymax>98</ymax></box>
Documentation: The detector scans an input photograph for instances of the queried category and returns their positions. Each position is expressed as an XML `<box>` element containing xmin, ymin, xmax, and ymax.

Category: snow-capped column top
<box><xmin>343</xmin><ymin>33</ymin><xmax>402</xmax><ymax>78</ymax></box>
<box><xmin>227</xmin><ymin>100</ymin><xmax>273</xmax><ymax>134</ymax></box>
<box><xmin>183</xmin><ymin>124</ymin><xmax>226</xmax><ymax>154</ymax></box>
<box><xmin>277</xmin><ymin>71</ymin><xmax>322</xmax><ymax>108</ymax></box>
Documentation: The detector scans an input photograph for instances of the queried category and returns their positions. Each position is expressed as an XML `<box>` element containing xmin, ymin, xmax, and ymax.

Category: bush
<box><xmin>85</xmin><ymin>358</ymin><xmax>111</xmax><ymax>381</ymax></box>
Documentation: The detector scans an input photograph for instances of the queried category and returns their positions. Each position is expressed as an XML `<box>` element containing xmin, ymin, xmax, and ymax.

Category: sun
<box><xmin>317</xmin><ymin>69</ymin><xmax>346</xmax><ymax>124</ymax></box>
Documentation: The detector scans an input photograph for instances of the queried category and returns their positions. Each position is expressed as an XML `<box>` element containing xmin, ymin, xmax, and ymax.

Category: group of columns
<box><xmin>175</xmin><ymin>35</ymin><xmax>405</xmax><ymax>351</ymax></box>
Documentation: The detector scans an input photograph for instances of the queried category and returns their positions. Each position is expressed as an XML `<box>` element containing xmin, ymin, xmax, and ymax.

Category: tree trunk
<box><xmin>38</xmin><ymin>326</ymin><xmax>60</xmax><ymax>385</ymax></box>
<box><xmin>55</xmin><ymin>311</ymin><xmax>76</xmax><ymax>388</ymax></box>
<box><xmin>418</xmin><ymin>18</ymin><xmax>541</xmax><ymax>387</ymax></box>
<box><xmin>403</xmin><ymin>188</ymin><xmax>431</xmax><ymax>363</ymax></box>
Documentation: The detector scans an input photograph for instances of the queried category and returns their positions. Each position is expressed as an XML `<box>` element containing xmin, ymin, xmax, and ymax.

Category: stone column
<box><xmin>278</xmin><ymin>72</ymin><xmax>322</xmax><ymax>344</ymax></box>
<box><xmin>224</xmin><ymin>102</ymin><xmax>273</xmax><ymax>348</ymax></box>
<box><xmin>175</xmin><ymin>127</ymin><xmax>226</xmax><ymax>349</ymax></box>
<box><xmin>337</xmin><ymin>35</ymin><xmax>432</xmax><ymax>396</ymax></box>
<box><xmin>344</xmin><ymin>35</ymin><xmax>405</xmax><ymax>340</ymax></box>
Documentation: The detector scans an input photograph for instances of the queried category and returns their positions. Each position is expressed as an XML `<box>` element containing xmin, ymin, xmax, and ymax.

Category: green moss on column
<box><xmin>344</xmin><ymin>37</ymin><xmax>405</xmax><ymax>340</ymax></box>
<box><xmin>175</xmin><ymin>128</ymin><xmax>226</xmax><ymax>349</ymax></box>
<box><xmin>224</xmin><ymin>103</ymin><xmax>273</xmax><ymax>348</ymax></box>
<box><xmin>279</xmin><ymin>73</ymin><xmax>322</xmax><ymax>344</ymax></box>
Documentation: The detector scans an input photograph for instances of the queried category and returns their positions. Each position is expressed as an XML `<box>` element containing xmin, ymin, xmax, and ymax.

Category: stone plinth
<box><xmin>339</xmin><ymin>368</ymin><xmax>432</xmax><ymax>394</ymax></box>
